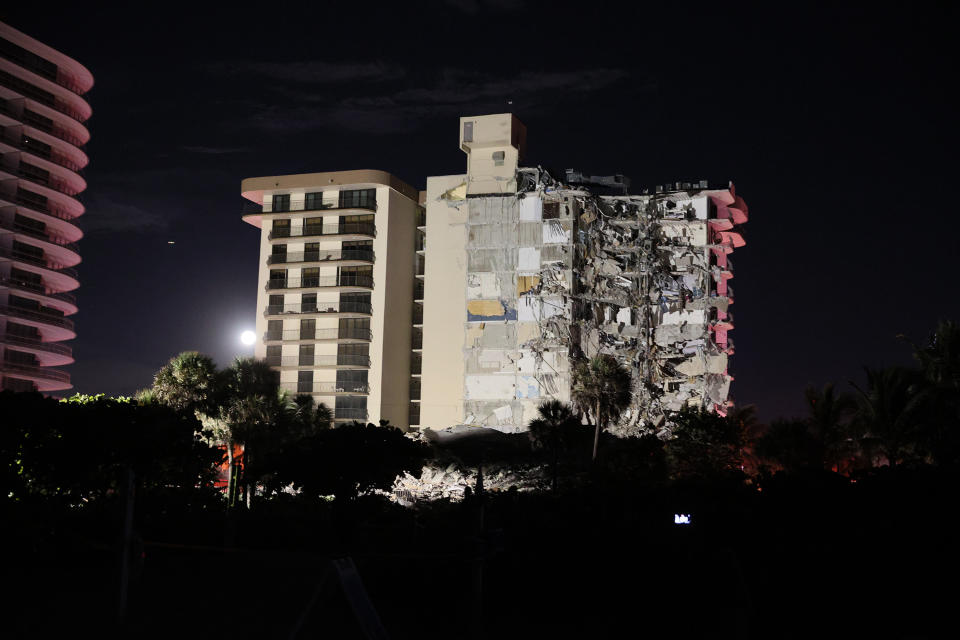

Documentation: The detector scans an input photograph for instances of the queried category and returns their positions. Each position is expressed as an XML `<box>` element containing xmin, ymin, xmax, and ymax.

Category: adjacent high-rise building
<box><xmin>0</xmin><ymin>22</ymin><xmax>92</xmax><ymax>393</ymax></box>
<box><xmin>243</xmin><ymin>114</ymin><xmax>747</xmax><ymax>435</ymax></box>
<box><xmin>241</xmin><ymin>171</ymin><xmax>422</xmax><ymax>427</ymax></box>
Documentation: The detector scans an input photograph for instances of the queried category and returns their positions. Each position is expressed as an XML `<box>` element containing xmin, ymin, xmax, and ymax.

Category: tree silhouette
<box><xmin>804</xmin><ymin>383</ymin><xmax>856</xmax><ymax>472</ymax></box>
<box><xmin>572</xmin><ymin>355</ymin><xmax>632</xmax><ymax>462</ymax></box>
<box><xmin>152</xmin><ymin>351</ymin><xmax>221</xmax><ymax>415</ymax></box>
<box><xmin>851</xmin><ymin>366</ymin><xmax>927</xmax><ymax>468</ymax></box>
<box><xmin>906</xmin><ymin>320</ymin><xmax>960</xmax><ymax>465</ymax></box>
<box><xmin>667</xmin><ymin>408</ymin><xmax>746</xmax><ymax>478</ymax></box>
<box><xmin>527</xmin><ymin>400</ymin><xmax>582</xmax><ymax>492</ymax></box>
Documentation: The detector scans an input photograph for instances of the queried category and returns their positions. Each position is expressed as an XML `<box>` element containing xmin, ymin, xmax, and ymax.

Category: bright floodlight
<box><xmin>240</xmin><ymin>330</ymin><xmax>256</xmax><ymax>346</ymax></box>
<box><xmin>674</xmin><ymin>514</ymin><xmax>692</xmax><ymax>525</ymax></box>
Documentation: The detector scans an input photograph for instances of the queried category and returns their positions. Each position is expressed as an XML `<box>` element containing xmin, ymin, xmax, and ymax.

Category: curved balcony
<box><xmin>0</xmin><ymin>153</ymin><xmax>85</xmax><ymax>197</ymax></box>
<box><xmin>264</xmin><ymin>301</ymin><xmax>371</xmax><ymax>318</ymax></box>
<box><xmin>0</xmin><ymin>304</ymin><xmax>74</xmax><ymax>331</ymax></box>
<box><xmin>0</xmin><ymin>216</ymin><xmax>81</xmax><ymax>257</ymax></box>
<box><xmin>264</xmin><ymin>328</ymin><xmax>372</xmax><ymax>344</ymax></box>
<box><xmin>0</xmin><ymin>95</ymin><xmax>92</xmax><ymax>147</ymax></box>
<box><xmin>268</xmin><ymin>222</ymin><xmax>376</xmax><ymax>242</ymax></box>
<box><xmin>297</xmin><ymin>382</ymin><xmax>369</xmax><ymax>395</ymax></box>
<box><xmin>265</xmin><ymin>274</ymin><xmax>373</xmax><ymax>293</ymax></box>
<box><xmin>0</xmin><ymin>60</ymin><xmax>91</xmax><ymax>122</ymax></box>
<box><xmin>0</xmin><ymin>186</ymin><xmax>82</xmax><ymax>224</ymax></box>
<box><xmin>0</xmin><ymin>247</ymin><xmax>80</xmax><ymax>276</ymax></box>
<box><xmin>0</xmin><ymin>276</ymin><xmax>78</xmax><ymax>311</ymax></box>
<box><xmin>0</xmin><ymin>126</ymin><xmax>88</xmax><ymax>172</ymax></box>
<box><xmin>0</xmin><ymin>333</ymin><xmax>72</xmax><ymax>365</ymax></box>
<box><xmin>0</xmin><ymin>360</ymin><xmax>70</xmax><ymax>391</ymax></box>
<box><xmin>267</xmin><ymin>249</ymin><xmax>375</xmax><ymax>266</ymax></box>
<box><xmin>266</xmin><ymin>354</ymin><xmax>370</xmax><ymax>369</ymax></box>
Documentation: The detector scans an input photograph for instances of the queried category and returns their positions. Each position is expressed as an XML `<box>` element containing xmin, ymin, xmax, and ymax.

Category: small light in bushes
<box><xmin>674</xmin><ymin>514</ymin><xmax>692</xmax><ymax>525</ymax></box>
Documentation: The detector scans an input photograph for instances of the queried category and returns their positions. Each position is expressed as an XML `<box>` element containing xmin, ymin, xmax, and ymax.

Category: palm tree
<box><xmin>851</xmin><ymin>366</ymin><xmax>927</xmax><ymax>468</ymax></box>
<box><xmin>804</xmin><ymin>383</ymin><xmax>856</xmax><ymax>472</ymax></box>
<box><xmin>572</xmin><ymin>355</ymin><xmax>632</xmax><ymax>463</ymax></box>
<box><xmin>152</xmin><ymin>351</ymin><xmax>220</xmax><ymax>415</ymax></box>
<box><xmin>905</xmin><ymin>321</ymin><xmax>960</xmax><ymax>465</ymax></box>
<box><xmin>527</xmin><ymin>400</ymin><xmax>580</xmax><ymax>492</ymax></box>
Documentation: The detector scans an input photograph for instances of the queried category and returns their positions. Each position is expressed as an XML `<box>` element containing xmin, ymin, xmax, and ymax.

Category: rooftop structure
<box><xmin>0</xmin><ymin>21</ymin><xmax>92</xmax><ymax>393</ymax></box>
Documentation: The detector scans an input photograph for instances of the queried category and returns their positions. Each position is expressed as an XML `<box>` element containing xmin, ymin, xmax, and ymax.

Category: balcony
<box><xmin>264</xmin><ymin>301</ymin><xmax>372</xmax><ymax>317</ymax></box>
<box><xmin>0</xmin><ymin>129</ymin><xmax>85</xmax><ymax>172</ymax></box>
<box><xmin>0</xmin><ymin>245</ymin><xmax>78</xmax><ymax>278</ymax></box>
<box><xmin>267</xmin><ymin>249</ymin><xmax>374</xmax><ymax>266</ymax></box>
<box><xmin>0</xmin><ymin>276</ymin><xmax>77</xmax><ymax>306</ymax></box>
<box><xmin>413</xmin><ymin>280</ymin><xmax>424</xmax><ymax>301</ymax></box>
<box><xmin>297</xmin><ymin>382</ymin><xmax>369</xmax><ymax>395</ymax></box>
<box><xmin>264</xmin><ymin>328</ymin><xmax>372</xmax><ymax>343</ymax></box>
<box><xmin>409</xmin><ymin>379</ymin><xmax>421</xmax><ymax>401</ymax></box>
<box><xmin>0</xmin><ymin>156</ymin><xmax>79</xmax><ymax>197</ymax></box>
<box><xmin>0</xmin><ymin>66</ymin><xmax>89</xmax><ymax>122</ymax></box>
<box><xmin>267</xmin><ymin>222</ymin><xmax>376</xmax><ymax>241</ymax></box>
<box><xmin>0</xmin><ymin>333</ymin><xmax>72</xmax><ymax>357</ymax></box>
<box><xmin>265</xmin><ymin>354</ymin><xmax>370</xmax><ymax>368</ymax></box>
<box><xmin>334</xmin><ymin>408</ymin><xmax>368</xmax><ymax>421</ymax></box>
<box><xmin>0</xmin><ymin>360</ymin><xmax>70</xmax><ymax>384</ymax></box>
<box><xmin>0</xmin><ymin>304</ymin><xmax>74</xmax><ymax>330</ymax></box>
<box><xmin>0</xmin><ymin>187</ymin><xmax>80</xmax><ymax>222</ymax></box>
<box><xmin>265</xmin><ymin>274</ymin><xmax>373</xmax><ymax>291</ymax></box>
<box><xmin>410</xmin><ymin>352</ymin><xmax>422</xmax><ymax>375</ymax></box>
<box><xmin>411</xmin><ymin>328</ymin><xmax>422</xmax><ymax>350</ymax></box>
<box><xmin>0</xmin><ymin>216</ymin><xmax>80</xmax><ymax>254</ymax></box>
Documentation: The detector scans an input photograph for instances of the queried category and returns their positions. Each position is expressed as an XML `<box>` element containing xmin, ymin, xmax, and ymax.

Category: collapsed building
<box><xmin>418</xmin><ymin>114</ymin><xmax>747</xmax><ymax>437</ymax></box>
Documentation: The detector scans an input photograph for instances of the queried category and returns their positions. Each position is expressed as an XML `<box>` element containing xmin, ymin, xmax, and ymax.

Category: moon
<box><xmin>240</xmin><ymin>330</ymin><xmax>256</xmax><ymax>346</ymax></box>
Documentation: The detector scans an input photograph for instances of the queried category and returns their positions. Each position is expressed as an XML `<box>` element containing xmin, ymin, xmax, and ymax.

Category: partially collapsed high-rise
<box><xmin>243</xmin><ymin>113</ymin><xmax>748</xmax><ymax>435</ymax></box>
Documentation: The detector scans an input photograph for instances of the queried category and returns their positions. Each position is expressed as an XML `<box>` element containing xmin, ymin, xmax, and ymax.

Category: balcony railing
<box><xmin>0</xmin><ymin>157</ymin><xmax>78</xmax><ymax>196</ymax></box>
<box><xmin>334</xmin><ymin>408</ymin><xmax>368</xmax><ymax>421</ymax></box>
<box><xmin>411</xmin><ymin>329</ymin><xmax>422</xmax><ymax>350</ymax></box>
<box><xmin>265</xmin><ymin>275</ymin><xmax>373</xmax><ymax>291</ymax></box>
<box><xmin>266</xmin><ymin>354</ymin><xmax>370</xmax><ymax>368</ymax></box>
<box><xmin>413</xmin><ymin>281</ymin><xmax>424</xmax><ymax>300</ymax></box>
<box><xmin>0</xmin><ymin>304</ymin><xmax>74</xmax><ymax>330</ymax></box>
<box><xmin>0</xmin><ymin>130</ymin><xmax>84</xmax><ymax>172</ymax></box>
<box><xmin>0</xmin><ymin>246</ymin><xmax>78</xmax><ymax>278</ymax></box>
<box><xmin>0</xmin><ymin>333</ymin><xmax>72</xmax><ymax>356</ymax></box>
<box><xmin>409</xmin><ymin>380</ymin><xmax>421</xmax><ymax>400</ymax></box>
<box><xmin>264</xmin><ymin>328</ymin><xmax>372</xmax><ymax>342</ymax></box>
<box><xmin>0</xmin><ymin>187</ymin><xmax>80</xmax><ymax>222</ymax></box>
<box><xmin>0</xmin><ymin>69</ymin><xmax>88</xmax><ymax>122</ymax></box>
<box><xmin>297</xmin><ymin>382</ymin><xmax>369</xmax><ymax>394</ymax></box>
<box><xmin>0</xmin><ymin>360</ymin><xmax>70</xmax><ymax>382</ymax></box>
<box><xmin>264</xmin><ymin>302</ymin><xmax>372</xmax><ymax>316</ymax></box>
<box><xmin>252</xmin><ymin>201</ymin><xmax>377</xmax><ymax>215</ymax></box>
<box><xmin>0</xmin><ymin>218</ymin><xmax>79</xmax><ymax>253</ymax></box>
<box><xmin>267</xmin><ymin>249</ymin><xmax>375</xmax><ymax>265</ymax></box>
<box><xmin>0</xmin><ymin>277</ymin><xmax>77</xmax><ymax>305</ymax></box>
<box><xmin>268</xmin><ymin>223</ymin><xmax>376</xmax><ymax>240</ymax></box>
<box><xmin>410</xmin><ymin>353</ymin><xmax>422</xmax><ymax>375</ymax></box>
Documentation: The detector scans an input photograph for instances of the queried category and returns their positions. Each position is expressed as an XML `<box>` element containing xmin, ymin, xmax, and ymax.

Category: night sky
<box><xmin>3</xmin><ymin>2</ymin><xmax>957</xmax><ymax>420</ymax></box>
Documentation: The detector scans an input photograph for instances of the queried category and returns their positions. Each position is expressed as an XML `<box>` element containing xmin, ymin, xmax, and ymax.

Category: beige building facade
<box><xmin>241</xmin><ymin>170</ymin><xmax>422</xmax><ymax>427</ymax></box>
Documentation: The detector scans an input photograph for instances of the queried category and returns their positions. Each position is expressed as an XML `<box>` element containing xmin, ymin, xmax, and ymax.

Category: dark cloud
<box><xmin>441</xmin><ymin>0</ymin><xmax>524</xmax><ymax>14</ymax></box>
<box><xmin>79</xmin><ymin>194</ymin><xmax>167</xmax><ymax>234</ymax></box>
<box><xmin>180</xmin><ymin>145</ymin><xmax>251</xmax><ymax>155</ymax></box>
<box><xmin>206</xmin><ymin>60</ymin><xmax>402</xmax><ymax>84</ymax></box>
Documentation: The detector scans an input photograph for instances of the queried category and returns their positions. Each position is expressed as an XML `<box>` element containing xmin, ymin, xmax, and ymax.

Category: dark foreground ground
<box><xmin>5</xmin><ymin>466</ymin><xmax>957</xmax><ymax>639</ymax></box>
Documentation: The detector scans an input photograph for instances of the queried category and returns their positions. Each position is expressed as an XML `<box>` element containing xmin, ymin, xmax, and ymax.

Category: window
<box><xmin>336</xmin><ymin>369</ymin><xmax>368</xmax><ymax>393</ymax></box>
<box><xmin>5</xmin><ymin>322</ymin><xmax>39</xmax><ymax>339</ymax></box>
<box><xmin>269</xmin><ymin>294</ymin><xmax>284</xmax><ymax>314</ymax></box>
<box><xmin>342</xmin><ymin>240</ymin><xmax>372</xmax><ymax>261</ymax></box>
<box><xmin>271</xmin><ymin>218</ymin><xmax>290</xmax><ymax>238</ymax></box>
<box><xmin>299</xmin><ymin>343</ymin><xmax>315</xmax><ymax>366</ymax></box>
<box><xmin>305</xmin><ymin>192</ymin><xmax>324</xmax><ymax>210</ymax></box>
<box><xmin>492</xmin><ymin>150</ymin><xmax>505</xmax><ymax>166</ymax></box>
<box><xmin>297</xmin><ymin>369</ymin><xmax>313</xmax><ymax>393</ymax></box>
<box><xmin>301</xmin><ymin>293</ymin><xmax>317</xmax><ymax>313</ymax></box>
<box><xmin>271</xmin><ymin>244</ymin><xmax>287</xmax><ymax>263</ymax></box>
<box><xmin>269</xmin><ymin>269</ymin><xmax>287</xmax><ymax>289</ymax></box>
<box><xmin>463</xmin><ymin>121</ymin><xmax>473</xmax><ymax>142</ymax></box>
<box><xmin>301</xmin><ymin>267</ymin><xmax>320</xmax><ymax>288</ymax></box>
<box><xmin>335</xmin><ymin>396</ymin><xmax>367</xmax><ymax>420</ymax></box>
<box><xmin>338</xmin><ymin>343</ymin><xmax>369</xmax><ymax>366</ymax></box>
<box><xmin>338</xmin><ymin>189</ymin><xmax>376</xmax><ymax>210</ymax></box>
<box><xmin>304</xmin><ymin>242</ymin><xmax>320</xmax><ymax>262</ymax></box>
<box><xmin>304</xmin><ymin>217</ymin><xmax>324</xmax><ymax>236</ymax></box>
<box><xmin>4</xmin><ymin>349</ymin><xmax>37</xmax><ymax>365</ymax></box>
<box><xmin>338</xmin><ymin>265</ymin><xmax>372</xmax><ymax>287</ymax></box>
<box><xmin>266</xmin><ymin>345</ymin><xmax>282</xmax><ymax>365</ymax></box>
<box><xmin>272</xmin><ymin>194</ymin><xmax>290</xmax><ymax>212</ymax></box>
<box><xmin>300</xmin><ymin>318</ymin><xmax>316</xmax><ymax>340</ymax></box>
<box><xmin>339</xmin><ymin>214</ymin><xmax>374</xmax><ymax>235</ymax></box>
<box><xmin>339</xmin><ymin>317</ymin><xmax>369</xmax><ymax>340</ymax></box>
<box><xmin>340</xmin><ymin>292</ymin><xmax>370</xmax><ymax>314</ymax></box>
<box><xmin>267</xmin><ymin>320</ymin><xmax>282</xmax><ymax>339</ymax></box>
